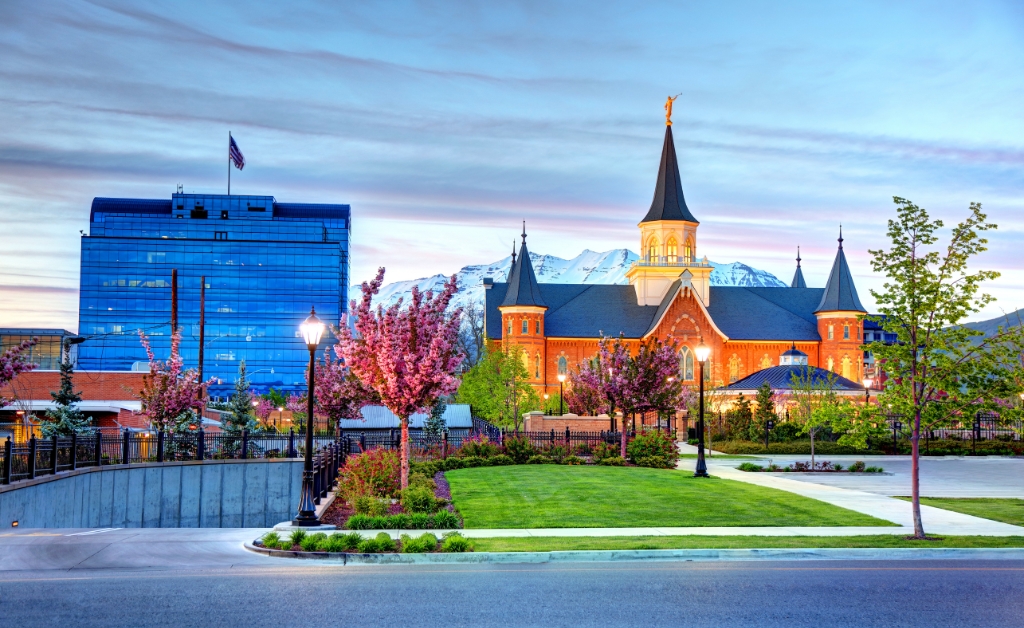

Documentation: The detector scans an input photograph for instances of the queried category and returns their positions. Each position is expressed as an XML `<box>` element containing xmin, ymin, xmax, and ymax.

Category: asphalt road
<box><xmin>3</xmin><ymin>558</ymin><xmax>1024</xmax><ymax>627</ymax></box>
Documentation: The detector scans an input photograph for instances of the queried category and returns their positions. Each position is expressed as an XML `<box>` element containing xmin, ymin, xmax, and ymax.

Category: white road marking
<box><xmin>65</xmin><ymin>528</ymin><xmax>121</xmax><ymax>536</ymax></box>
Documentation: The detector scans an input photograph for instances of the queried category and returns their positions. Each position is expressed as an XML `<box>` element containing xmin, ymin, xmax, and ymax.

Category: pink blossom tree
<box><xmin>137</xmin><ymin>330</ymin><xmax>209</xmax><ymax>432</ymax></box>
<box><xmin>565</xmin><ymin>359</ymin><xmax>608</xmax><ymax>416</ymax></box>
<box><xmin>0</xmin><ymin>338</ymin><xmax>37</xmax><ymax>407</ymax></box>
<box><xmin>315</xmin><ymin>351</ymin><xmax>380</xmax><ymax>426</ymax></box>
<box><xmin>335</xmin><ymin>268</ymin><xmax>463</xmax><ymax>488</ymax></box>
<box><xmin>629</xmin><ymin>337</ymin><xmax>684</xmax><ymax>435</ymax></box>
<box><xmin>254</xmin><ymin>397</ymin><xmax>275</xmax><ymax>424</ymax></box>
<box><xmin>596</xmin><ymin>335</ymin><xmax>636</xmax><ymax>458</ymax></box>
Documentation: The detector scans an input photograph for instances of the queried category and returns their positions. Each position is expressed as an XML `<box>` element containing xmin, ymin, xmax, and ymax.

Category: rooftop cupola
<box><xmin>815</xmin><ymin>227</ymin><xmax>866</xmax><ymax>313</ymax></box>
<box><xmin>791</xmin><ymin>247</ymin><xmax>807</xmax><ymax>288</ymax></box>
<box><xmin>779</xmin><ymin>343</ymin><xmax>808</xmax><ymax>366</ymax></box>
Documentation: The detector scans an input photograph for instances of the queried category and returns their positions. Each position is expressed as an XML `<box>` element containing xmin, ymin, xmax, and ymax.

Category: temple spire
<box><xmin>815</xmin><ymin>229</ymin><xmax>865</xmax><ymax>313</ymax></box>
<box><xmin>640</xmin><ymin>125</ymin><xmax>698</xmax><ymax>224</ymax></box>
<box><xmin>790</xmin><ymin>246</ymin><xmax>807</xmax><ymax>288</ymax></box>
<box><xmin>501</xmin><ymin>225</ymin><xmax>545</xmax><ymax>308</ymax></box>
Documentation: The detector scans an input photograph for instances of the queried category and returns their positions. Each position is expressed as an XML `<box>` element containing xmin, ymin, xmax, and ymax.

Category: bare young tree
<box><xmin>457</xmin><ymin>302</ymin><xmax>486</xmax><ymax>368</ymax></box>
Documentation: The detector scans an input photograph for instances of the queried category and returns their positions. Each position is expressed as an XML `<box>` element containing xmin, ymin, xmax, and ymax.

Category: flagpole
<box><xmin>228</xmin><ymin>131</ymin><xmax>231</xmax><ymax>195</ymax></box>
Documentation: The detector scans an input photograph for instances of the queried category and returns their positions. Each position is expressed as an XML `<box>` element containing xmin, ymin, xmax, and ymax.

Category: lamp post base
<box><xmin>273</xmin><ymin>521</ymin><xmax>337</xmax><ymax>532</ymax></box>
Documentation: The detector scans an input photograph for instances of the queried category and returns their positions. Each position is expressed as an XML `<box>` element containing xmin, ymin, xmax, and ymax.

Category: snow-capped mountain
<box><xmin>354</xmin><ymin>249</ymin><xmax>786</xmax><ymax>311</ymax></box>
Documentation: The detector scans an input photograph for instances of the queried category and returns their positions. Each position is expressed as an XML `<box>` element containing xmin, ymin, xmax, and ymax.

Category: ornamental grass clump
<box><xmin>301</xmin><ymin>532</ymin><xmax>328</xmax><ymax>552</ymax></box>
<box><xmin>336</xmin><ymin>448</ymin><xmax>401</xmax><ymax>505</ymax></box>
<box><xmin>598</xmin><ymin>455</ymin><xmax>625</xmax><ymax>466</ymax></box>
<box><xmin>441</xmin><ymin>532</ymin><xmax>473</xmax><ymax>553</ymax></box>
<box><xmin>288</xmin><ymin>529</ymin><xmax>307</xmax><ymax>548</ymax></box>
<box><xmin>261</xmin><ymin>532</ymin><xmax>281</xmax><ymax>549</ymax></box>
<box><xmin>357</xmin><ymin>532</ymin><xmax>396</xmax><ymax>553</ymax></box>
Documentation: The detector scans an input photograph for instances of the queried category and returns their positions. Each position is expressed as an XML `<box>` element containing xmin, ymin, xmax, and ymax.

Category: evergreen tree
<box><xmin>40</xmin><ymin>345</ymin><xmax>92</xmax><ymax>437</ymax></box>
<box><xmin>749</xmin><ymin>381</ymin><xmax>777</xmax><ymax>443</ymax></box>
<box><xmin>224</xmin><ymin>361</ymin><xmax>258</xmax><ymax>434</ymax></box>
<box><xmin>423</xmin><ymin>397</ymin><xmax>448</xmax><ymax>438</ymax></box>
<box><xmin>724</xmin><ymin>393</ymin><xmax>752</xmax><ymax>441</ymax></box>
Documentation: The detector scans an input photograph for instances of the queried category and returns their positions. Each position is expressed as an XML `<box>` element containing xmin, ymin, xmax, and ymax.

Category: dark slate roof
<box><xmin>723</xmin><ymin>365</ymin><xmax>864</xmax><ymax>392</ymax></box>
<box><xmin>706</xmin><ymin>287</ymin><xmax>824</xmax><ymax>340</ymax></box>
<box><xmin>640</xmin><ymin>126</ymin><xmax>699</xmax><ymax>224</ymax></box>
<box><xmin>791</xmin><ymin>249</ymin><xmax>807</xmax><ymax>288</ymax></box>
<box><xmin>501</xmin><ymin>237</ymin><xmax>546</xmax><ymax>307</ymax></box>
<box><xmin>485</xmin><ymin>281</ymin><xmax>826</xmax><ymax>341</ymax></box>
<box><xmin>781</xmin><ymin>344</ymin><xmax>807</xmax><ymax>358</ymax></box>
<box><xmin>816</xmin><ymin>234</ymin><xmax>866</xmax><ymax>312</ymax></box>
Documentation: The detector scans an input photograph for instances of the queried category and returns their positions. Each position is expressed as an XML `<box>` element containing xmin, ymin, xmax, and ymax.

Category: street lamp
<box><xmin>293</xmin><ymin>306</ymin><xmax>325</xmax><ymax>526</ymax></box>
<box><xmin>543</xmin><ymin>393</ymin><xmax>550</xmax><ymax>414</ymax></box>
<box><xmin>863</xmin><ymin>377</ymin><xmax>873</xmax><ymax>404</ymax></box>
<box><xmin>694</xmin><ymin>340</ymin><xmax>711</xmax><ymax>478</ymax></box>
<box><xmin>557</xmin><ymin>373</ymin><xmax>566</xmax><ymax>416</ymax></box>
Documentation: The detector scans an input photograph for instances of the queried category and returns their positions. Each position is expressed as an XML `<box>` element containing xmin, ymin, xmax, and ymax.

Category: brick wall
<box><xmin>1</xmin><ymin>370</ymin><xmax>148</xmax><ymax>402</ymax></box>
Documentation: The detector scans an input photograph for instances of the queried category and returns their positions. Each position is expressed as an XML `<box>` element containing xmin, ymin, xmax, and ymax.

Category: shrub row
<box><xmin>259</xmin><ymin>530</ymin><xmax>472</xmax><ymax>554</ymax></box>
<box><xmin>737</xmin><ymin>460</ymin><xmax>884</xmax><ymax>473</ymax></box>
<box><xmin>713</xmin><ymin>440</ymin><xmax>875</xmax><ymax>455</ymax></box>
<box><xmin>345</xmin><ymin>509</ymin><xmax>460</xmax><ymax>530</ymax></box>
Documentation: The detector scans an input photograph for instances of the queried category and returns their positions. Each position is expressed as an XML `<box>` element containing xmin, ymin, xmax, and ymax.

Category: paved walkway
<box><xmin>672</xmin><ymin>455</ymin><xmax>1024</xmax><ymax>536</ymax></box>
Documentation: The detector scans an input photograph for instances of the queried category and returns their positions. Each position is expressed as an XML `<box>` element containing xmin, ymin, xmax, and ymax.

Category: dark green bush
<box><xmin>527</xmin><ymin>455</ymin><xmax>553</xmax><ymax>464</ymax></box>
<box><xmin>865</xmin><ymin>466</ymin><xmax>884</xmax><ymax>473</ymax></box>
<box><xmin>457</xmin><ymin>437</ymin><xmax>501</xmax><ymax>459</ymax></box>
<box><xmin>848</xmin><ymin>461</ymin><xmax>866</xmax><ymax>472</ymax></box>
<box><xmin>411</xmin><ymin>460</ymin><xmax>443</xmax><ymax>477</ymax></box>
<box><xmin>288</xmin><ymin>529</ymin><xmax>307</xmax><ymax>547</ymax></box>
<box><xmin>713</xmin><ymin>440</ymin><xmax>873</xmax><ymax>455</ymax></box>
<box><xmin>408</xmin><ymin>472</ymin><xmax>437</xmax><ymax>491</ymax></box>
<box><xmin>460</xmin><ymin>456</ymin><xmax>487</xmax><ymax>468</ymax></box>
<box><xmin>627</xmin><ymin>430</ymin><xmax>678</xmax><ymax>467</ymax></box>
<box><xmin>545</xmin><ymin>444</ymin><xmax>569</xmax><ymax>463</ymax></box>
<box><xmin>598</xmin><ymin>455</ymin><xmax>625</xmax><ymax>466</ymax></box>
<box><xmin>353</xmin><ymin>495</ymin><xmax>390</xmax><ymax>516</ymax></box>
<box><xmin>357</xmin><ymin>532</ymin><xmax>396</xmax><ymax>553</ymax></box>
<box><xmin>503</xmin><ymin>436</ymin><xmax>536</xmax><ymax>464</ymax></box>
<box><xmin>400</xmin><ymin>532</ymin><xmax>438</xmax><ymax>553</ymax></box>
<box><xmin>401</xmin><ymin>486</ymin><xmax>437</xmax><ymax>513</ymax></box>
<box><xmin>261</xmin><ymin>532</ymin><xmax>281</xmax><ymax>549</ymax></box>
<box><xmin>562</xmin><ymin>455</ymin><xmax>585</xmax><ymax>465</ymax></box>
<box><xmin>442</xmin><ymin>457</ymin><xmax>466</xmax><ymax>470</ymax></box>
<box><xmin>737</xmin><ymin>462</ymin><xmax>764</xmax><ymax>472</ymax></box>
<box><xmin>345</xmin><ymin>514</ymin><xmax>371</xmax><ymax>530</ymax></box>
<box><xmin>432</xmin><ymin>510</ymin><xmax>460</xmax><ymax>529</ymax></box>
<box><xmin>489</xmin><ymin>454</ymin><xmax>514</xmax><ymax>466</ymax></box>
<box><xmin>385</xmin><ymin>514</ymin><xmax>411</xmax><ymax>529</ymax></box>
<box><xmin>441</xmin><ymin>532</ymin><xmax>473</xmax><ymax>553</ymax></box>
<box><xmin>409</xmin><ymin>513</ymin><xmax>431</xmax><ymax>529</ymax></box>
<box><xmin>591</xmin><ymin>441</ymin><xmax>617</xmax><ymax>463</ymax></box>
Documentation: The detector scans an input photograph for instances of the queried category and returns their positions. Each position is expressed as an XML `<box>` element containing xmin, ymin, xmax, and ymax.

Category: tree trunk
<box><xmin>810</xmin><ymin>428</ymin><xmax>815</xmax><ymax>469</ymax></box>
<box><xmin>400</xmin><ymin>417</ymin><xmax>410</xmax><ymax>490</ymax></box>
<box><xmin>620</xmin><ymin>412</ymin><xmax>628</xmax><ymax>459</ymax></box>
<box><xmin>912</xmin><ymin>409</ymin><xmax>925</xmax><ymax>538</ymax></box>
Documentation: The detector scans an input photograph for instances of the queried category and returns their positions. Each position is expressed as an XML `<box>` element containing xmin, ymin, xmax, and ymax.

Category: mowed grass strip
<box><xmin>472</xmin><ymin>535</ymin><xmax>1024</xmax><ymax>552</ymax></box>
<box><xmin>895</xmin><ymin>497</ymin><xmax>1024</xmax><ymax>527</ymax></box>
<box><xmin>445</xmin><ymin>465</ymin><xmax>894</xmax><ymax>528</ymax></box>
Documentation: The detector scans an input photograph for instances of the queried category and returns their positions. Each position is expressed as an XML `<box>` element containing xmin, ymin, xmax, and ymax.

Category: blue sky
<box><xmin>1</xmin><ymin>0</ymin><xmax>1022</xmax><ymax>329</ymax></box>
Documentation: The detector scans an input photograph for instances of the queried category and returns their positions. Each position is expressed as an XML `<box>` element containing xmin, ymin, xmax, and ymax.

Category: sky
<box><xmin>1</xmin><ymin>0</ymin><xmax>1022</xmax><ymax>330</ymax></box>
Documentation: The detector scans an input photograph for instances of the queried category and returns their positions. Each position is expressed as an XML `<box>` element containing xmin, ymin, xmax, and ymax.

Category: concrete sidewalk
<box><xmin>672</xmin><ymin>456</ymin><xmax>1024</xmax><ymax>536</ymax></box>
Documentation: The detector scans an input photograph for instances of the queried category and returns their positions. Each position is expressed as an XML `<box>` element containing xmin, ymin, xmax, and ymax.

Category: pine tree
<box><xmin>41</xmin><ymin>346</ymin><xmax>92</xmax><ymax>437</ymax></box>
<box><xmin>423</xmin><ymin>397</ymin><xmax>448</xmax><ymax>438</ymax></box>
<box><xmin>749</xmin><ymin>381</ymin><xmax>777</xmax><ymax>443</ymax></box>
<box><xmin>224</xmin><ymin>360</ymin><xmax>258</xmax><ymax>434</ymax></box>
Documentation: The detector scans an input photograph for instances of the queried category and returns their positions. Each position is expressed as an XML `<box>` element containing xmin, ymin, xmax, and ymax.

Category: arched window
<box><xmin>507</xmin><ymin>319</ymin><xmax>512</xmax><ymax>335</ymax></box>
<box><xmin>827</xmin><ymin>356</ymin><xmax>835</xmax><ymax>372</ymax></box>
<box><xmin>535</xmin><ymin>353</ymin><xmax>541</xmax><ymax>379</ymax></box>
<box><xmin>647</xmin><ymin>237</ymin><xmax>659</xmax><ymax>262</ymax></box>
<box><xmin>521</xmin><ymin>350</ymin><xmax>530</xmax><ymax>371</ymax></box>
<box><xmin>684</xmin><ymin>239</ymin><xmax>694</xmax><ymax>263</ymax></box>
<box><xmin>522</xmin><ymin>319</ymin><xmax>529</xmax><ymax>335</ymax></box>
<box><xmin>841</xmin><ymin>355</ymin><xmax>852</xmax><ymax>380</ymax></box>
<box><xmin>728</xmin><ymin>355</ymin><xmax>741</xmax><ymax>383</ymax></box>
<box><xmin>828</xmin><ymin>324</ymin><xmax>834</xmax><ymax>340</ymax></box>
<box><xmin>843</xmin><ymin>324</ymin><xmax>850</xmax><ymax>340</ymax></box>
<box><xmin>557</xmin><ymin>356</ymin><xmax>568</xmax><ymax>376</ymax></box>
<box><xmin>759</xmin><ymin>354</ymin><xmax>772</xmax><ymax>369</ymax></box>
<box><xmin>680</xmin><ymin>346</ymin><xmax>694</xmax><ymax>381</ymax></box>
<box><xmin>535</xmin><ymin>320</ymin><xmax>541</xmax><ymax>335</ymax></box>
<box><xmin>665</xmin><ymin>237</ymin><xmax>678</xmax><ymax>263</ymax></box>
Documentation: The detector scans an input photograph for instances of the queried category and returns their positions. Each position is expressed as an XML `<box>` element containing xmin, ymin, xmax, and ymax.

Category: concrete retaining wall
<box><xmin>0</xmin><ymin>459</ymin><xmax>304</xmax><ymax>528</ymax></box>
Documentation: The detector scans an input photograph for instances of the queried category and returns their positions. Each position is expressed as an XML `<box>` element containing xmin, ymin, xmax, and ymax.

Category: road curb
<box><xmin>243</xmin><ymin>542</ymin><xmax>1024</xmax><ymax>565</ymax></box>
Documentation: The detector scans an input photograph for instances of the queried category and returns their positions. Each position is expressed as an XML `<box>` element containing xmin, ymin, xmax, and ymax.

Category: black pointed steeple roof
<box><xmin>815</xmin><ymin>228</ymin><xmax>865</xmax><ymax>313</ymax></box>
<box><xmin>641</xmin><ymin>126</ymin><xmax>699</xmax><ymax>224</ymax></box>
<box><xmin>501</xmin><ymin>224</ymin><xmax>546</xmax><ymax>308</ymax></box>
<box><xmin>791</xmin><ymin>247</ymin><xmax>807</xmax><ymax>288</ymax></box>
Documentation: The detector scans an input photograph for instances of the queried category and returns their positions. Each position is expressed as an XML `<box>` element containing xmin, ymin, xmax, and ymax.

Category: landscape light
<box><xmin>300</xmin><ymin>307</ymin><xmax>325</xmax><ymax>349</ymax></box>
<box><xmin>695</xmin><ymin>341</ymin><xmax>710</xmax><ymax>363</ymax></box>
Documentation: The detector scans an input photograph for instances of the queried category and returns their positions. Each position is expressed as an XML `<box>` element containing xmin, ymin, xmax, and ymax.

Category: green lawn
<box><xmin>445</xmin><ymin>465</ymin><xmax>895</xmax><ymax>528</ymax></box>
<box><xmin>472</xmin><ymin>535</ymin><xmax>1024</xmax><ymax>552</ymax></box>
<box><xmin>896</xmin><ymin>497</ymin><xmax>1024</xmax><ymax>526</ymax></box>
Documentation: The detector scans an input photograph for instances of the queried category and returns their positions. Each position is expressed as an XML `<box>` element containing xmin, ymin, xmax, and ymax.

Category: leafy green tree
<box><xmin>749</xmin><ymin>382</ymin><xmax>776</xmax><ymax>444</ymax></box>
<box><xmin>455</xmin><ymin>343</ymin><xmax>539</xmax><ymax>432</ymax></box>
<box><xmin>788</xmin><ymin>368</ymin><xmax>839</xmax><ymax>468</ymax></box>
<box><xmin>40</xmin><ymin>345</ymin><xmax>92</xmax><ymax>437</ymax></box>
<box><xmin>724</xmin><ymin>393</ymin><xmax>752</xmax><ymax>441</ymax></box>
<box><xmin>224</xmin><ymin>360</ymin><xmax>258</xmax><ymax>434</ymax></box>
<box><xmin>868</xmin><ymin>197</ymin><xmax>1024</xmax><ymax>538</ymax></box>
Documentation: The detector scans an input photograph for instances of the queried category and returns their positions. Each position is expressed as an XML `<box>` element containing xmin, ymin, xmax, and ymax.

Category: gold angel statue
<box><xmin>665</xmin><ymin>94</ymin><xmax>681</xmax><ymax>125</ymax></box>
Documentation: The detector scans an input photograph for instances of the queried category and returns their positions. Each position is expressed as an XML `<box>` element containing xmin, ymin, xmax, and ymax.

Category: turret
<box><xmin>791</xmin><ymin>247</ymin><xmax>807</xmax><ymax>288</ymax></box>
<box><xmin>499</xmin><ymin>224</ymin><xmax>547</xmax><ymax>386</ymax></box>
<box><xmin>815</xmin><ymin>228</ymin><xmax>866</xmax><ymax>382</ymax></box>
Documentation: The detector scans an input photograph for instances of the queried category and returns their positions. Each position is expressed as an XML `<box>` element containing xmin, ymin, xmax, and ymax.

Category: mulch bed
<box><xmin>320</xmin><ymin>471</ymin><xmax>458</xmax><ymax>528</ymax></box>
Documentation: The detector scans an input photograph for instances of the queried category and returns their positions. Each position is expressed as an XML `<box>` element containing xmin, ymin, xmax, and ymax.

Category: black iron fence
<box><xmin>1</xmin><ymin>428</ymin><xmax>345</xmax><ymax>488</ymax></box>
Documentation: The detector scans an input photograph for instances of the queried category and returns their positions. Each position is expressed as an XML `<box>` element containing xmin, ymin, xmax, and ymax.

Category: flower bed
<box><xmin>254</xmin><ymin>529</ymin><xmax>474</xmax><ymax>555</ymax></box>
<box><xmin>736</xmin><ymin>461</ymin><xmax>884</xmax><ymax>473</ymax></box>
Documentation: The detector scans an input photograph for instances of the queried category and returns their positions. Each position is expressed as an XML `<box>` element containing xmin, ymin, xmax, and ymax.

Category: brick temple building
<box><xmin>484</xmin><ymin>118</ymin><xmax>867</xmax><ymax>399</ymax></box>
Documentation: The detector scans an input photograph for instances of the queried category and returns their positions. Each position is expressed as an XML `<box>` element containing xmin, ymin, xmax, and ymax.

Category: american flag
<box><xmin>229</xmin><ymin>135</ymin><xmax>245</xmax><ymax>170</ymax></box>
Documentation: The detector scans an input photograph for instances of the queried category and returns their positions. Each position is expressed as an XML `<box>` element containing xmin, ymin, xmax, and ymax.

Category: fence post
<box><xmin>70</xmin><ymin>432</ymin><xmax>78</xmax><ymax>471</ymax></box>
<box><xmin>157</xmin><ymin>430</ymin><xmax>165</xmax><ymax>463</ymax></box>
<box><xmin>241</xmin><ymin>429</ymin><xmax>249</xmax><ymax>460</ymax></box>
<box><xmin>95</xmin><ymin>431</ymin><xmax>102</xmax><ymax>467</ymax></box>
<box><xmin>442</xmin><ymin>431</ymin><xmax>448</xmax><ymax>458</ymax></box>
<box><xmin>550</xmin><ymin>429</ymin><xmax>555</xmax><ymax>446</ymax></box>
<box><xmin>313</xmin><ymin>452</ymin><xmax>322</xmax><ymax>505</ymax></box>
<box><xmin>565</xmin><ymin>426</ymin><xmax>571</xmax><ymax>445</ymax></box>
<box><xmin>288</xmin><ymin>428</ymin><xmax>296</xmax><ymax>458</ymax></box>
<box><xmin>360</xmin><ymin>432</ymin><xmax>366</xmax><ymax>452</ymax></box>
<box><xmin>28</xmin><ymin>437</ymin><xmax>37</xmax><ymax>479</ymax></box>
<box><xmin>121</xmin><ymin>428</ymin><xmax>131</xmax><ymax>465</ymax></box>
<box><xmin>2</xmin><ymin>437</ymin><xmax>11</xmax><ymax>485</ymax></box>
<box><xmin>50</xmin><ymin>434</ymin><xmax>59</xmax><ymax>475</ymax></box>
<box><xmin>197</xmin><ymin>428</ymin><xmax>205</xmax><ymax>461</ymax></box>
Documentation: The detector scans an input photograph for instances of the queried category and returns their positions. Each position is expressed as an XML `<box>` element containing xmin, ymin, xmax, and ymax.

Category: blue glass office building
<box><xmin>77</xmin><ymin>193</ymin><xmax>350</xmax><ymax>397</ymax></box>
